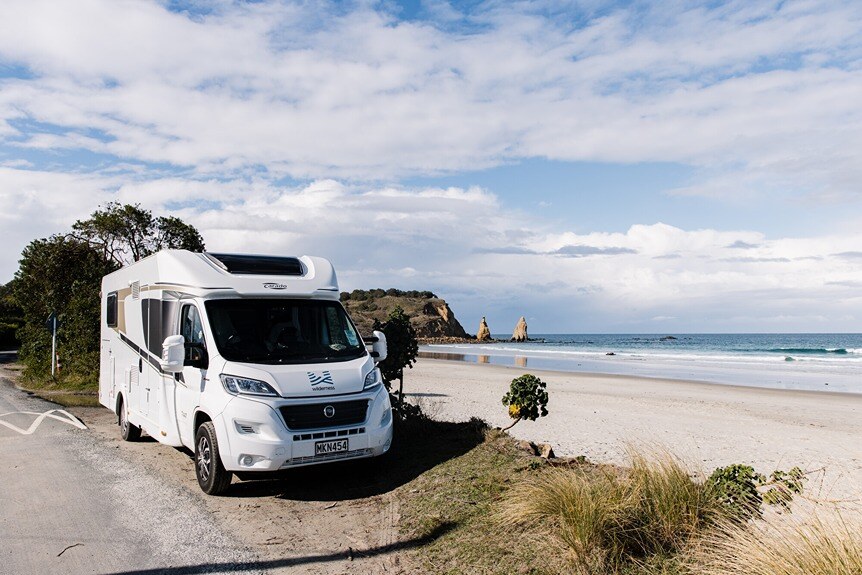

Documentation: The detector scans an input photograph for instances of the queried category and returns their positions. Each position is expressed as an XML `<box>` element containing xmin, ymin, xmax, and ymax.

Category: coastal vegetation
<box><xmin>0</xmin><ymin>281</ymin><xmax>22</xmax><ymax>349</ymax></box>
<box><xmin>687</xmin><ymin>512</ymin><xmax>862</xmax><ymax>575</ymax></box>
<box><xmin>501</xmin><ymin>373</ymin><xmax>549</xmax><ymax>431</ymax></box>
<box><xmin>500</xmin><ymin>451</ymin><xmax>723</xmax><ymax>573</ymax></box>
<box><xmin>397</xmin><ymin>417</ymin><xmax>857</xmax><ymax>574</ymax></box>
<box><xmin>373</xmin><ymin>305</ymin><xmax>420</xmax><ymax>408</ymax></box>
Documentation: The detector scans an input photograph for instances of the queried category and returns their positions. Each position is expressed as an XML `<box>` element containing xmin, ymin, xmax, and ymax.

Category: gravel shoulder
<box><xmin>1</xmin><ymin>354</ymin><xmax>422</xmax><ymax>575</ymax></box>
<box><xmin>73</xmin><ymin>406</ymin><xmax>410</xmax><ymax>575</ymax></box>
<box><xmin>1</xmin><ymin>367</ymin><xmax>262</xmax><ymax>575</ymax></box>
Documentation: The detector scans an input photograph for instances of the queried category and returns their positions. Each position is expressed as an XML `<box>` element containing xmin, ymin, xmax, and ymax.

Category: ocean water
<box><xmin>420</xmin><ymin>333</ymin><xmax>862</xmax><ymax>394</ymax></box>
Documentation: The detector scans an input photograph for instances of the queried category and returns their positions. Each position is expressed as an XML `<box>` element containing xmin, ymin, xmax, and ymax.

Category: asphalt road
<box><xmin>0</xmin><ymin>353</ymin><xmax>266</xmax><ymax>575</ymax></box>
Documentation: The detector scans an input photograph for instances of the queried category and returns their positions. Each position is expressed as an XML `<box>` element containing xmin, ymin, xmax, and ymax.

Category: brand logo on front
<box><xmin>263</xmin><ymin>282</ymin><xmax>288</xmax><ymax>290</ymax></box>
<box><xmin>307</xmin><ymin>371</ymin><xmax>334</xmax><ymax>390</ymax></box>
<box><xmin>323</xmin><ymin>405</ymin><xmax>336</xmax><ymax>418</ymax></box>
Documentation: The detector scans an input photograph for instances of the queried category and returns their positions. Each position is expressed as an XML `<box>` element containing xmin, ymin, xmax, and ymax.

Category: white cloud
<box><xmin>0</xmin><ymin>0</ymin><xmax>860</xmax><ymax>193</ymax></box>
<box><xmin>4</xmin><ymin>168</ymin><xmax>859</xmax><ymax>331</ymax></box>
<box><xmin>1</xmin><ymin>1</ymin><xmax>862</xmax><ymax>330</ymax></box>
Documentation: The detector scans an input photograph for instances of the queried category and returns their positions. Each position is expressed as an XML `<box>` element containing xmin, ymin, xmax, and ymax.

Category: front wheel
<box><xmin>118</xmin><ymin>397</ymin><xmax>141</xmax><ymax>442</ymax></box>
<box><xmin>194</xmin><ymin>422</ymin><xmax>233</xmax><ymax>495</ymax></box>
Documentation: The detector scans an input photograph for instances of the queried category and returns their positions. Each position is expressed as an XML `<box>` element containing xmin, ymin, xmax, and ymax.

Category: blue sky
<box><xmin>1</xmin><ymin>0</ymin><xmax>861</xmax><ymax>332</ymax></box>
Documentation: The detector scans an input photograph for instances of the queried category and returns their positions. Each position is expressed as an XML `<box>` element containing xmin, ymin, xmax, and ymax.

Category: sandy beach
<box><xmin>404</xmin><ymin>358</ymin><xmax>862</xmax><ymax>498</ymax></box>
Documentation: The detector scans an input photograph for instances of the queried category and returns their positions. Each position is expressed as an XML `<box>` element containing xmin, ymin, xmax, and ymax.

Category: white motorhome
<box><xmin>99</xmin><ymin>250</ymin><xmax>392</xmax><ymax>494</ymax></box>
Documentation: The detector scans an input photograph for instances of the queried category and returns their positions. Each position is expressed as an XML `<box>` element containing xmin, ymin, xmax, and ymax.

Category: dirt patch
<box><xmin>70</xmin><ymin>406</ymin><xmax>488</xmax><ymax>574</ymax></box>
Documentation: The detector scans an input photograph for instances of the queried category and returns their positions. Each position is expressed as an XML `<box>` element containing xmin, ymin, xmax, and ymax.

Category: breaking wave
<box><xmin>765</xmin><ymin>348</ymin><xmax>851</xmax><ymax>355</ymax></box>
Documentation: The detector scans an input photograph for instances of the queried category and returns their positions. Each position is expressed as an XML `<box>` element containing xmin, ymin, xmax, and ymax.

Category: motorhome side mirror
<box><xmin>184</xmin><ymin>342</ymin><xmax>209</xmax><ymax>370</ymax></box>
<box><xmin>161</xmin><ymin>335</ymin><xmax>185</xmax><ymax>373</ymax></box>
<box><xmin>371</xmin><ymin>330</ymin><xmax>387</xmax><ymax>364</ymax></box>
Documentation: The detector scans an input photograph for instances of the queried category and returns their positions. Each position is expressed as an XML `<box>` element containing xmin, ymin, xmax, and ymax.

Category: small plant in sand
<box><xmin>501</xmin><ymin>374</ymin><xmax>548</xmax><ymax>431</ymax></box>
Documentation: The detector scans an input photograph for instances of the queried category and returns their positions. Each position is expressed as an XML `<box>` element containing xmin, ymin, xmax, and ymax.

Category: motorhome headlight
<box><xmin>220</xmin><ymin>374</ymin><xmax>279</xmax><ymax>397</ymax></box>
<box><xmin>363</xmin><ymin>368</ymin><xmax>381</xmax><ymax>390</ymax></box>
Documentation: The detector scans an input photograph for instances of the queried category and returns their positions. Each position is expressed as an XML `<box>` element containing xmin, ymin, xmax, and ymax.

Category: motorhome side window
<box><xmin>181</xmin><ymin>305</ymin><xmax>206</xmax><ymax>347</ymax></box>
<box><xmin>106</xmin><ymin>293</ymin><xmax>118</xmax><ymax>327</ymax></box>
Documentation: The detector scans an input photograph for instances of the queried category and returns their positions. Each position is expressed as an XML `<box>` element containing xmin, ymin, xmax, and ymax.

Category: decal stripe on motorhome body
<box><xmin>119</xmin><ymin>332</ymin><xmax>167</xmax><ymax>375</ymax></box>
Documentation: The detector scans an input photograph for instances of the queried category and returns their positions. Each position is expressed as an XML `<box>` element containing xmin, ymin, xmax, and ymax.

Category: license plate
<box><xmin>315</xmin><ymin>438</ymin><xmax>349</xmax><ymax>456</ymax></box>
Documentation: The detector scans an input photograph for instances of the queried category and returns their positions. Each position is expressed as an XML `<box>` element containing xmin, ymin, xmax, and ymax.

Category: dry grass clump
<box><xmin>499</xmin><ymin>452</ymin><xmax>721</xmax><ymax>573</ymax></box>
<box><xmin>688</xmin><ymin>510</ymin><xmax>862</xmax><ymax>575</ymax></box>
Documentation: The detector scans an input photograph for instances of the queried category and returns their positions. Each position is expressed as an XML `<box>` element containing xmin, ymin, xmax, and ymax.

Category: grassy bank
<box><xmin>394</xmin><ymin>413</ymin><xmax>861</xmax><ymax>574</ymax></box>
<box><xmin>395</xmin><ymin>413</ymin><xmax>618</xmax><ymax>574</ymax></box>
<box><xmin>1</xmin><ymin>353</ymin><xmax>100</xmax><ymax>407</ymax></box>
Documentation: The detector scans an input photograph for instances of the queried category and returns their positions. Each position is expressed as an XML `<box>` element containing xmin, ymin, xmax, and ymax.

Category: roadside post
<box><xmin>44</xmin><ymin>312</ymin><xmax>60</xmax><ymax>377</ymax></box>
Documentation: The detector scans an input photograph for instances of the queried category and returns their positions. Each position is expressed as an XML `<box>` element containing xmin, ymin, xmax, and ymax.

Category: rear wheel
<box><xmin>195</xmin><ymin>422</ymin><xmax>233</xmax><ymax>495</ymax></box>
<box><xmin>118</xmin><ymin>397</ymin><xmax>141</xmax><ymax>442</ymax></box>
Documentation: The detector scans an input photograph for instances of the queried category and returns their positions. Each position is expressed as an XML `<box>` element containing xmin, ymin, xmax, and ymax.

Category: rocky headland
<box><xmin>341</xmin><ymin>289</ymin><xmax>472</xmax><ymax>342</ymax></box>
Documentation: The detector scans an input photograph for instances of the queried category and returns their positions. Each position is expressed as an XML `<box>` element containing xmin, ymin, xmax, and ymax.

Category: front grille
<box><xmin>279</xmin><ymin>399</ymin><xmax>369</xmax><ymax>430</ymax></box>
<box><xmin>293</xmin><ymin>427</ymin><xmax>365</xmax><ymax>441</ymax></box>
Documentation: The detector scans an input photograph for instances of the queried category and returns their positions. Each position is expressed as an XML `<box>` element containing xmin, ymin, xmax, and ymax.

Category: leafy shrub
<box><xmin>374</xmin><ymin>306</ymin><xmax>419</xmax><ymax>390</ymax></box>
<box><xmin>708</xmin><ymin>464</ymin><xmax>807</xmax><ymax>520</ymax></box>
<box><xmin>392</xmin><ymin>395</ymin><xmax>426</xmax><ymax>422</ymax></box>
<box><xmin>708</xmin><ymin>464</ymin><xmax>764</xmax><ymax>521</ymax></box>
<box><xmin>761</xmin><ymin>467</ymin><xmax>806</xmax><ymax>510</ymax></box>
<box><xmin>501</xmin><ymin>374</ymin><xmax>548</xmax><ymax>430</ymax></box>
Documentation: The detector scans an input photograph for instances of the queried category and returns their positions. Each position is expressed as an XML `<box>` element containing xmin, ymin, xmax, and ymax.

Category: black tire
<box><xmin>118</xmin><ymin>397</ymin><xmax>141</xmax><ymax>442</ymax></box>
<box><xmin>195</xmin><ymin>422</ymin><xmax>233</xmax><ymax>495</ymax></box>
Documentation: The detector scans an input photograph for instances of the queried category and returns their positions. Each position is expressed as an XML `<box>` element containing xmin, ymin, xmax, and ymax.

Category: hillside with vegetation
<box><xmin>341</xmin><ymin>289</ymin><xmax>472</xmax><ymax>341</ymax></box>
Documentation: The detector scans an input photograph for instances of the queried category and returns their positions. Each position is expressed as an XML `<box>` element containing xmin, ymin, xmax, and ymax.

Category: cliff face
<box><xmin>341</xmin><ymin>289</ymin><xmax>471</xmax><ymax>339</ymax></box>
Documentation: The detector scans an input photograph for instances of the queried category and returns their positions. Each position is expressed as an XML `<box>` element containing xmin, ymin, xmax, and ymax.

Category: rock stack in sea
<box><xmin>476</xmin><ymin>317</ymin><xmax>492</xmax><ymax>341</ymax></box>
<box><xmin>511</xmin><ymin>316</ymin><xmax>528</xmax><ymax>342</ymax></box>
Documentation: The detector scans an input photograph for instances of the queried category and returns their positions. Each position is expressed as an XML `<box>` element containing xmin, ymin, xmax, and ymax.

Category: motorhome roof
<box><xmin>101</xmin><ymin>250</ymin><xmax>339</xmax><ymax>299</ymax></box>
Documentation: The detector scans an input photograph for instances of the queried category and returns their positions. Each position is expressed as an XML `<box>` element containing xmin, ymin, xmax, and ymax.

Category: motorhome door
<box><xmin>177</xmin><ymin>303</ymin><xmax>207</xmax><ymax>446</ymax></box>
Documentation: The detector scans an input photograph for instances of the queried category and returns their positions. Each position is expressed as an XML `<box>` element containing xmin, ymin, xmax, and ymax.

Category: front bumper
<box><xmin>212</xmin><ymin>384</ymin><xmax>393</xmax><ymax>472</ymax></box>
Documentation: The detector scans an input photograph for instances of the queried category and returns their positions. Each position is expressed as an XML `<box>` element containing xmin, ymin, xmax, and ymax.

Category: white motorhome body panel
<box><xmin>98</xmin><ymin>250</ymin><xmax>392</xmax><ymax>481</ymax></box>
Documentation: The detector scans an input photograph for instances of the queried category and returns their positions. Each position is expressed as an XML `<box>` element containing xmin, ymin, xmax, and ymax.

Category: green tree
<box><xmin>0</xmin><ymin>280</ymin><xmax>23</xmax><ymax>349</ymax></box>
<box><xmin>13</xmin><ymin>203</ymin><xmax>206</xmax><ymax>387</ymax></box>
<box><xmin>71</xmin><ymin>202</ymin><xmax>205</xmax><ymax>266</ymax></box>
<box><xmin>14</xmin><ymin>235</ymin><xmax>117</xmax><ymax>383</ymax></box>
<box><xmin>153</xmin><ymin>215</ymin><xmax>206</xmax><ymax>253</ymax></box>
<box><xmin>373</xmin><ymin>306</ymin><xmax>419</xmax><ymax>402</ymax></box>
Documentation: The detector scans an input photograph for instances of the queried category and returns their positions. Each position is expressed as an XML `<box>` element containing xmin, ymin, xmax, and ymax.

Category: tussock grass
<box><xmin>623</xmin><ymin>452</ymin><xmax>720</xmax><ymax>556</ymax></box>
<box><xmin>687</xmin><ymin>510</ymin><xmax>862</xmax><ymax>575</ymax></box>
<box><xmin>500</xmin><ymin>451</ymin><xmax>722</xmax><ymax>573</ymax></box>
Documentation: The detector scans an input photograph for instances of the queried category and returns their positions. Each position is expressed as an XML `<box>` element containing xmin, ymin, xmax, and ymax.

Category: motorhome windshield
<box><xmin>205</xmin><ymin>299</ymin><xmax>366</xmax><ymax>364</ymax></box>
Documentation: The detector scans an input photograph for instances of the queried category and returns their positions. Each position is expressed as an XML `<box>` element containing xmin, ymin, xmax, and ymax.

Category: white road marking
<box><xmin>0</xmin><ymin>409</ymin><xmax>88</xmax><ymax>435</ymax></box>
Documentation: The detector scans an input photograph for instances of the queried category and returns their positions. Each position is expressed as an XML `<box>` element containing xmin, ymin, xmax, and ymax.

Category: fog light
<box><xmin>240</xmin><ymin>455</ymin><xmax>254</xmax><ymax>466</ymax></box>
<box><xmin>380</xmin><ymin>408</ymin><xmax>392</xmax><ymax>427</ymax></box>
